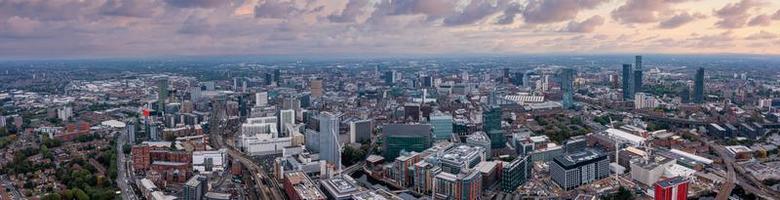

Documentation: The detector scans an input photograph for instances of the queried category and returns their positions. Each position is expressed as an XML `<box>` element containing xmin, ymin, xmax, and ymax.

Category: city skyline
<box><xmin>1</xmin><ymin>0</ymin><xmax>780</xmax><ymax>58</ymax></box>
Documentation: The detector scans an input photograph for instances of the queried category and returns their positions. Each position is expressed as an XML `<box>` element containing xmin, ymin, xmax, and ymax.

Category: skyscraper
<box><xmin>274</xmin><ymin>69</ymin><xmax>282</xmax><ymax>85</ymax></box>
<box><xmin>278</xmin><ymin>109</ymin><xmax>295</xmax><ymax>137</ymax></box>
<box><xmin>310</xmin><ymin>78</ymin><xmax>323</xmax><ymax>98</ymax></box>
<box><xmin>560</xmin><ymin>68</ymin><xmax>574</xmax><ymax>109</ymax></box>
<box><xmin>512</xmin><ymin>72</ymin><xmax>523</xmax><ymax>86</ymax></box>
<box><xmin>483</xmin><ymin>105</ymin><xmax>505</xmax><ymax>149</ymax></box>
<box><xmin>622</xmin><ymin>64</ymin><xmax>633</xmax><ymax>100</ymax></box>
<box><xmin>635</xmin><ymin>56</ymin><xmax>643</xmax><ymax>93</ymax></box>
<box><xmin>319</xmin><ymin>112</ymin><xmax>340</xmax><ymax>169</ymax></box>
<box><xmin>157</xmin><ymin>79</ymin><xmax>169</xmax><ymax>113</ymax></box>
<box><xmin>694</xmin><ymin>68</ymin><xmax>704</xmax><ymax>103</ymax></box>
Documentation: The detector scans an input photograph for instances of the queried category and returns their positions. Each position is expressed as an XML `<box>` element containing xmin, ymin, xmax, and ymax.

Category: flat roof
<box><xmin>669</xmin><ymin>149</ymin><xmax>713</xmax><ymax>164</ymax></box>
<box><xmin>656</xmin><ymin>176</ymin><xmax>688</xmax><ymax>188</ymax></box>
<box><xmin>605</xmin><ymin>128</ymin><xmax>646</xmax><ymax>144</ymax></box>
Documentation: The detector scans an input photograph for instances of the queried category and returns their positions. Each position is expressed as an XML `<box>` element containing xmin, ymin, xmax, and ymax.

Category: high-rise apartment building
<box><xmin>561</xmin><ymin>68</ymin><xmax>574</xmax><ymax>109</ymax></box>
<box><xmin>319</xmin><ymin>112</ymin><xmax>340</xmax><ymax>169</ymax></box>
<box><xmin>654</xmin><ymin>176</ymin><xmax>689</xmax><ymax>200</ymax></box>
<box><xmin>635</xmin><ymin>55</ymin><xmax>643</xmax><ymax>92</ymax></box>
<box><xmin>310</xmin><ymin>79</ymin><xmax>323</xmax><ymax>98</ymax></box>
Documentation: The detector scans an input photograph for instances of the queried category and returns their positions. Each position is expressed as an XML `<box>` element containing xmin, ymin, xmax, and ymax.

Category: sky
<box><xmin>0</xmin><ymin>0</ymin><xmax>779</xmax><ymax>58</ymax></box>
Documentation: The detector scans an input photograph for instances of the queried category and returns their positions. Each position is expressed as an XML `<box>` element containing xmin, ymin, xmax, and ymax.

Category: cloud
<box><xmin>713</xmin><ymin>0</ymin><xmax>765</xmax><ymax>29</ymax></box>
<box><xmin>164</xmin><ymin>0</ymin><xmax>227</xmax><ymax>8</ymax></box>
<box><xmin>658</xmin><ymin>12</ymin><xmax>706</xmax><ymax>29</ymax></box>
<box><xmin>522</xmin><ymin>0</ymin><xmax>609</xmax><ymax>24</ymax></box>
<box><xmin>496</xmin><ymin>2</ymin><xmax>523</xmax><ymax>25</ymax></box>
<box><xmin>748</xmin><ymin>14</ymin><xmax>772</xmax><ymax>26</ymax></box>
<box><xmin>560</xmin><ymin>15</ymin><xmax>605</xmax><ymax>33</ymax></box>
<box><xmin>254</xmin><ymin>0</ymin><xmax>301</xmax><ymax>19</ymax></box>
<box><xmin>372</xmin><ymin>0</ymin><xmax>457</xmax><ymax>18</ymax></box>
<box><xmin>442</xmin><ymin>0</ymin><xmax>511</xmax><ymax>26</ymax></box>
<box><xmin>611</xmin><ymin>0</ymin><xmax>693</xmax><ymax>24</ymax></box>
<box><xmin>745</xmin><ymin>30</ymin><xmax>778</xmax><ymax>40</ymax></box>
<box><xmin>327</xmin><ymin>0</ymin><xmax>369</xmax><ymax>23</ymax></box>
<box><xmin>100</xmin><ymin>0</ymin><xmax>162</xmax><ymax>18</ymax></box>
<box><xmin>774</xmin><ymin>9</ymin><xmax>780</xmax><ymax>20</ymax></box>
<box><xmin>0</xmin><ymin>16</ymin><xmax>44</xmax><ymax>38</ymax></box>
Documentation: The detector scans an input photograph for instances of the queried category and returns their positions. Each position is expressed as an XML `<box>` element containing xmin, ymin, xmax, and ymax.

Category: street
<box><xmin>116</xmin><ymin>131</ymin><xmax>139</xmax><ymax>200</ymax></box>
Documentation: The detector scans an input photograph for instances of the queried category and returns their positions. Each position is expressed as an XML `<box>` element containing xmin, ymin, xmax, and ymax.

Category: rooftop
<box><xmin>553</xmin><ymin>148</ymin><xmax>606</xmax><ymax>168</ymax></box>
<box><xmin>656</xmin><ymin>176</ymin><xmax>689</xmax><ymax>188</ymax></box>
<box><xmin>285</xmin><ymin>171</ymin><xmax>326</xmax><ymax>200</ymax></box>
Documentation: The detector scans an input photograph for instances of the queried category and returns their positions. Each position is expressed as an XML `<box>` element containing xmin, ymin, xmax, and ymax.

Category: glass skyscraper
<box><xmin>694</xmin><ymin>67</ymin><xmax>705</xmax><ymax>103</ymax></box>
<box><xmin>561</xmin><ymin>68</ymin><xmax>574</xmax><ymax>109</ymax></box>
<box><xmin>319</xmin><ymin>112</ymin><xmax>340</xmax><ymax>169</ymax></box>
<box><xmin>635</xmin><ymin>55</ymin><xmax>643</xmax><ymax>92</ymax></box>
<box><xmin>622</xmin><ymin>64</ymin><xmax>633</xmax><ymax>100</ymax></box>
<box><xmin>483</xmin><ymin>105</ymin><xmax>505</xmax><ymax>149</ymax></box>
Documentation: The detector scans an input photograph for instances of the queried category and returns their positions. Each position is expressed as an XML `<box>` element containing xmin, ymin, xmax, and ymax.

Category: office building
<box><xmin>482</xmin><ymin>105</ymin><xmax>505</xmax><ymax>149</ymax></box>
<box><xmin>500</xmin><ymin>155</ymin><xmax>532</xmax><ymax>193</ymax></box>
<box><xmin>512</xmin><ymin>72</ymin><xmax>524</xmax><ymax>86</ymax></box>
<box><xmin>404</xmin><ymin>103</ymin><xmax>421</xmax><ymax>122</ymax></box>
<box><xmin>320</xmin><ymin>176</ymin><xmax>362</xmax><ymax>200</ymax></box>
<box><xmin>349</xmin><ymin>119</ymin><xmax>372</xmax><ymax>144</ymax></box>
<box><xmin>283</xmin><ymin>171</ymin><xmax>326</xmax><ymax>200</ymax></box>
<box><xmin>466</xmin><ymin>131</ymin><xmax>492</xmax><ymax>157</ymax></box>
<box><xmin>654</xmin><ymin>176</ymin><xmax>689</xmax><ymax>200</ymax></box>
<box><xmin>382</xmin><ymin>124</ymin><xmax>432</xmax><ymax>160</ymax></box>
<box><xmin>319</xmin><ymin>112</ymin><xmax>340</xmax><ymax>169</ymax></box>
<box><xmin>694</xmin><ymin>67</ymin><xmax>704</xmax><ymax>103</ymax></box>
<box><xmin>430</xmin><ymin>114</ymin><xmax>454</xmax><ymax>141</ymax></box>
<box><xmin>635</xmin><ymin>55</ymin><xmax>643</xmax><ymax>92</ymax></box>
<box><xmin>622</xmin><ymin>64</ymin><xmax>633</xmax><ymax>100</ymax></box>
<box><xmin>264</xmin><ymin>73</ymin><xmax>273</xmax><ymax>85</ymax></box>
<box><xmin>183</xmin><ymin>175</ymin><xmax>207</xmax><ymax>200</ymax></box>
<box><xmin>310</xmin><ymin>79</ymin><xmax>323</xmax><ymax>98</ymax></box>
<box><xmin>274</xmin><ymin>69</ymin><xmax>282</xmax><ymax>85</ymax></box>
<box><xmin>158</xmin><ymin>79</ymin><xmax>169</xmax><ymax>113</ymax></box>
<box><xmin>436</xmin><ymin>144</ymin><xmax>486</xmax><ymax>174</ymax></box>
<box><xmin>278</xmin><ymin>109</ymin><xmax>295</xmax><ymax>137</ymax></box>
<box><xmin>255</xmin><ymin>92</ymin><xmax>268</xmax><ymax>107</ymax></box>
<box><xmin>384</xmin><ymin>70</ymin><xmax>397</xmax><ymax>85</ymax></box>
<box><xmin>550</xmin><ymin>148</ymin><xmax>610</xmax><ymax>190</ymax></box>
<box><xmin>434</xmin><ymin>169</ymin><xmax>482</xmax><ymax>200</ymax></box>
<box><xmin>560</xmin><ymin>68</ymin><xmax>575</xmax><ymax>109</ymax></box>
<box><xmin>204</xmin><ymin>192</ymin><xmax>231</xmax><ymax>200</ymax></box>
<box><xmin>563</xmin><ymin>135</ymin><xmax>587</xmax><ymax>153</ymax></box>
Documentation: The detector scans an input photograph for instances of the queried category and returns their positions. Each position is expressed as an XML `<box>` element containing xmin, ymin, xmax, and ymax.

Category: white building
<box><xmin>58</xmin><ymin>106</ymin><xmax>73</xmax><ymax>121</ymax></box>
<box><xmin>239</xmin><ymin>118</ymin><xmax>292</xmax><ymax>156</ymax></box>
<box><xmin>604</xmin><ymin>128</ymin><xmax>646</xmax><ymax>147</ymax></box>
<box><xmin>256</xmin><ymin>92</ymin><xmax>268</xmax><ymax>107</ymax></box>
<box><xmin>192</xmin><ymin>149</ymin><xmax>228</xmax><ymax>173</ymax></box>
<box><xmin>279</xmin><ymin>109</ymin><xmax>295</xmax><ymax>136</ymax></box>
<box><xmin>634</xmin><ymin>93</ymin><xmax>657</xmax><ymax>109</ymax></box>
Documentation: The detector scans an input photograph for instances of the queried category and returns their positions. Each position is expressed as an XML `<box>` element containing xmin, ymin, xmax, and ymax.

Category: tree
<box><xmin>42</xmin><ymin>193</ymin><xmax>62</xmax><ymax>200</ymax></box>
<box><xmin>74</xmin><ymin>188</ymin><xmax>90</xmax><ymax>200</ymax></box>
<box><xmin>603</xmin><ymin>186</ymin><xmax>633</xmax><ymax>200</ymax></box>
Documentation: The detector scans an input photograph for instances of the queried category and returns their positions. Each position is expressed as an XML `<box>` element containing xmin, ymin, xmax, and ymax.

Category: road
<box><xmin>702</xmin><ymin>139</ymin><xmax>735</xmax><ymax>200</ymax></box>
<box><xmin>116</xmin><ymin>130</ymin><xmax>139</xmax><ymax>200</ymax></box>
<box><xmin>208</xmin><ymin>116</ymin><xmax>284</xmax><ymax>200</ymax></box>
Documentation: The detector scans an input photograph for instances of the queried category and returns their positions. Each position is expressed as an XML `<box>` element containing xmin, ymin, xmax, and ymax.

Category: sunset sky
<box><xmin>1</xmin><ymin>0</ymin><xmax>779</xmax><ymax>58</ymax></box>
